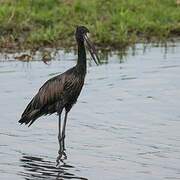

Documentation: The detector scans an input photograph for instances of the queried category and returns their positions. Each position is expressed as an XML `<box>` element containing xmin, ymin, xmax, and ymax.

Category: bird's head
<box><xmin>75</xmin><ymin>26</ymin><xmax>89</xmax><ymax>42</ymax></box>
<box><xmin>75</xmin><ymin>26</ymin><xmax>100</xmax><ymax>65</ymax></box>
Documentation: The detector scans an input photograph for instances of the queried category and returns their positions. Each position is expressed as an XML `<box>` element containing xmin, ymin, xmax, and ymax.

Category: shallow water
<box><xmin>0</xmin><ymin>43</ymin><xmax>180</xmax><ymax>180</ymax></box>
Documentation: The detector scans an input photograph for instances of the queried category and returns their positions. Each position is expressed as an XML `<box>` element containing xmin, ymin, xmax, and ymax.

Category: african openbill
<box><xmin>19</xmin><ymin>26</ymin><xmax>100</xmax><ymax>166</ymax></box>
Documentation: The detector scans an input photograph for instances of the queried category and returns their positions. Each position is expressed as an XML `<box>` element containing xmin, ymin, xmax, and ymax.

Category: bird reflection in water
<box><xmin>19</xmin><ymin>155</ymin><xmax>87</xmax><ymax>180</ymax></box>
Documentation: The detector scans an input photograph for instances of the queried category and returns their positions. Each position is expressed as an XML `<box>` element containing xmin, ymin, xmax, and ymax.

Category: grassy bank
<box><xmin>0</xmin><ymin>0</ymin><xmax>180</xmax><ymax>50</ymax></box>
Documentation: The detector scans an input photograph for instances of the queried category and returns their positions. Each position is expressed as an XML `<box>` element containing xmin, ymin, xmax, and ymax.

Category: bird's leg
<box><xmin>62</xmin><ymin>111</ymin><xmax>68</xmax><ymax>158</ymax></box>
<box><xmin>56</xmin><ymin>113</ymin><xmax>63</xmax><ymax>166</ymax></box>
<box><xmin>58</xmin><ymin>113</ymin><xmax>62</xmax><ymax>153</ymax></box>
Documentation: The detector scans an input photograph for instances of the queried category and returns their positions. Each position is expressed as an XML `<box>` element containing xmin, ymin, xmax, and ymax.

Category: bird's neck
<box><xmin>76</xmin><ymin>41</ymin><xmax>86</xmax><ymax>74</ymax></box>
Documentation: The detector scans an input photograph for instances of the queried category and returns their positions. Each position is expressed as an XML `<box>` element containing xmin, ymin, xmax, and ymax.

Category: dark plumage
<box><xmin>19</xmin><ymin>67</ymin><xmax>85</xmax><ymax>126</ymax></box>
<box><xmin>19</xmin><ymin>26</ymin><xmax>100</xmax><ymax>165</ymax></box>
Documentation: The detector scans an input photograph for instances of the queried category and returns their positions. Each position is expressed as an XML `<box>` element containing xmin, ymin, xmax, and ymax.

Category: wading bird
<box><xmin>19</xmin><ymin>26</ymin><xmax>100</xmax><ymax>166</ymax></box>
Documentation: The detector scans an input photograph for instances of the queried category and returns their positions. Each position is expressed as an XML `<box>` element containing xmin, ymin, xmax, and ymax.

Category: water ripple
<box><xmin>18</xmin><ymin>155</ymin><xmax>88</xmax><ymax>180</ymax></box>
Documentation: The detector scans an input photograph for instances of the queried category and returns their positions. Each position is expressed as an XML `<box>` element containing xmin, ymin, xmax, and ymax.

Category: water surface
<box><xmin>0</xmin><ymin>43</ymin><xmax>180</xmax><ymax>180</ymax></box>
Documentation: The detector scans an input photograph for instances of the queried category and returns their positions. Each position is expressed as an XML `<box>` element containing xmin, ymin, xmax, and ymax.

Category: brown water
<box><xmin>0</xmin><ymin>43</ymin><xmax>180</xmax><ymax>180</ymax></box>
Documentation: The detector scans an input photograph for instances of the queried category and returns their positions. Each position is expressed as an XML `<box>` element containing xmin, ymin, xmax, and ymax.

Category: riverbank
<box><xmin>0</xmin><ymin>0</ymin><xmax>180</xmax><ymax>51</ymax></box>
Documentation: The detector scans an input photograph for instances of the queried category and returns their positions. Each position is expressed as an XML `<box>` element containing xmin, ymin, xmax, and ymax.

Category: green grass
<box><xmin>0</xmin><ymin>0</ymin><xmax>180</xmax><ymax>50</ymax></box>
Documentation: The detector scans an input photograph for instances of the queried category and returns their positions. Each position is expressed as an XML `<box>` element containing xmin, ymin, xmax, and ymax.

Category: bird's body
<box><xmin>19</xmin><ymin>66</ymin><xmax>86</xmax><ymax>126</ymax></box>
<box><xmin>19</xmin><ymin>26</ymin><xmax>100</xmax><ymax>165</ymax></box>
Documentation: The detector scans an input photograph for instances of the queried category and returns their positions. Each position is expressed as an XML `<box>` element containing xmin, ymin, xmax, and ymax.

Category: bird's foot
<box><xmin>56</xmin><ymin>154</ymin><xmax>63</xmax><ymax>167</ymax></box>
<box><xmin>62</xmin><ymin>150</ymin><xmax>67</xmax><ymax>160</ymax></box>
<box><xmin>56</xmin><ymin>150</ymin><xmax>67</xmax><ymax>167</ymax></box>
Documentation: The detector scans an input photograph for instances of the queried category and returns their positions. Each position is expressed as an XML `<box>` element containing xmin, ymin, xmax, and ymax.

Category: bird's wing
<box><xmin>21</xmin><ymin>74</ymin><xmax>66</xmax><ymax>117</ymax></box>
<box><xmin>37</xmin><ymin>75</ymin><xmax>66</xmax><ymax>107</ymax></box>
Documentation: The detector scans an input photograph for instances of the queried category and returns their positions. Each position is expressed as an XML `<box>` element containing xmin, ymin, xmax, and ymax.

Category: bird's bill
<box><xmin>84</xmin><ymin>34</ymin><xmax>100</xmax><ymax>65</ymax></box>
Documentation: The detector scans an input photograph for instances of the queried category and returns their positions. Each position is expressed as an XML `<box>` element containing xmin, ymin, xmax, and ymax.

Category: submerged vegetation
<box><xmin>0</xmin><ymin>0</ymin><xmax>180</xmax><ymax>50</ymax></box>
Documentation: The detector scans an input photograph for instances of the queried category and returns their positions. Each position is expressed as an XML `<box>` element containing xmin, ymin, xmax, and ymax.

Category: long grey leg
<box><xmin>56</xmin><ymin>114</ymin><xmax>63</xmax><ymax>166</ymax></box>
<box><xmin>62</xmin><ymin>111</ymin><xmax>68</xmax><ymax>152</ymax></box>
<box><xmin>58</xmin><ymin>114</ymin><xmax>62</xmax><ymax>153</ymax></box>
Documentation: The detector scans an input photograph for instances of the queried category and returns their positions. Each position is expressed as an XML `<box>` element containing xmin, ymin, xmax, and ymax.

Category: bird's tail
<box><xmin>18</xmin><ymin>109</ymin><xmax>42</xmax><ymax>127</ymax></box>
